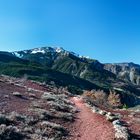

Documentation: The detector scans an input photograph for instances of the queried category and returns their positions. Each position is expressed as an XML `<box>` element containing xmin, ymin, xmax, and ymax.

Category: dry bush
<box><xmin>57</xmin><ymin>87</ymin><xmax>71</xmax><ymax>96</ymax></box>
<box><xmin>94</xmin><ymin>90</ymin><xmax>107</xmax><ymax>105</ymax></box>
<box><xmin>28</xmin><ymin>108</ymin><xmax>54</xmax><ymax>121</ymax></box>
<box><xmin>39</xmin><ymin>121</ymin><xmax>68</xmax><ymax>137</ymax></box>
<box><xmin>0</xmin><ymin>114</ymin><xmax>12</xmax><ymax>125</ymax></box>
<box><xmin>108</xmin><ymin>90</ymin><xmax>122</xmax><ymax>108</ymax></box>
<box><xmin>83</xmin><ymin>90</ymin><xmax>107</xmax><ymax>106</ymax></box>
<box><xmin>40</xmin><ymin>121</ymin><xmax>67</xmax><ymax>133</ymax></box>
<box><xmin>0</xmin><ymin>124</ymin><xmax>25</xmax><ymax>140</ymax></box>
<box><xmin>42</xmin><ymin>92</ymin><xmax>75</xmax><ymax>113</ymax></box>
<box><xmin>83</xmin><ymin>90</ymin><xmax>96</xmax><ymax>100</ymax></box>
<box><xmin>41</xmin><ymin>92</ymin><xmax>59</xmax><ymax>101</ymax></box>
<box><xmin>55</xmin><ymin>112</ymin><xmax>74</xmax><ymax>121</ymax></box>
<box><xmin>7</xmin><ymin>112</ymin><xmax>26</xmax><ymax>123</ymax></box>
<box><xmin>47</xmin><ymin>101</ymin><xmax>74</xmax><ymax>113</ymax></box>
<box><xmin>83</xmin><ymin>89</ymin><xmax>122</xmax><ymax>108</ymax></box>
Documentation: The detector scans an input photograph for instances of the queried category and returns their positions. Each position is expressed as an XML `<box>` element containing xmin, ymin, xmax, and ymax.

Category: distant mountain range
<box><xmin>0</xmin><ymin>46</ymin><xmax>140</xmax><ymax>107</ymax></box>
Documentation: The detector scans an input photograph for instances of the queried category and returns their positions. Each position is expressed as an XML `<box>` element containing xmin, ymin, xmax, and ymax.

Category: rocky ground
<box><xmin>91</xmin><ymin>102</ymin><xmax>140</xmax><ymax>139</ymax></box>
<box><xmin>0</xmin><ymin>75</ymin><xmax>139</xmax><ymax>140</ymax></box>
<box><xmin>112</xmin><ymin>109</ymin><xmax>140</xmax><ymax>139</ymax></box>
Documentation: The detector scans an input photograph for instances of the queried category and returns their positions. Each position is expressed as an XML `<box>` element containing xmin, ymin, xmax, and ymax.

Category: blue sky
<box><xmin>0</xmin><ymin>0</ymin><xmax>140</xmax><ymax>64</ymax></box>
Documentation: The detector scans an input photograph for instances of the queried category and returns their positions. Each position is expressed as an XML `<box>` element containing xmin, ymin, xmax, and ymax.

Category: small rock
<box><xmin>99</xmin><ymin>110</ymin><xmax>106</xmax><ymax>115</ymax></box>
<box><xmin>107</xmin><ymin>112</ymin><xmax>113</xmax><ymax>116</ymax></box>
<box><xmin>12</xmin><ymin>92</ymin><xmax>22</xmax><ymax>97</ymax></box>
<box><xmin>112</xmin><ymin>120</ymin><xmax>121</xmax><ymax>125</ymax></box>
<box><xmin>106</xmin><ymin>115</ymin><xmax>118</xmax><ymax>122</ymax></box>
<box><xmin>92</xmin><ymin>106</ymin><xmax>99</xmax><ymax>113</ymax></box>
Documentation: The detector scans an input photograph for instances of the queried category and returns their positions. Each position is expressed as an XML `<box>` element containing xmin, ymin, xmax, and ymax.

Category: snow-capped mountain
<box><xmin>11</xmin><ymin>46</ymin><xmax>140</xmax><ymax>87</ymax></box>
<box><xmin>11</xmin><ymin>46</ymin><xmax>104</xmax><ymax>81</ymax></box>
<box><xmin>12</xmin><ymin>46</ymin><xmax>90</xmax><ymax>60</ymax></box>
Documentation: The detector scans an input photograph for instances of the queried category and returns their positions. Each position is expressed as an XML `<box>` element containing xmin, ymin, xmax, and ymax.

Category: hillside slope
<box><xmin>0</xmin><ymin>52</ymin><xmax>101</xmax><ymax>93</ymax></box>
<box><xmin>12</xmin><ymin>47</ymin><xmax>116</xmax><ymax>88</ymax></box>
<box><xmin>104</xmin><ymin>63</ymin><xmax>140</xmax><ymax>85</ymax></box>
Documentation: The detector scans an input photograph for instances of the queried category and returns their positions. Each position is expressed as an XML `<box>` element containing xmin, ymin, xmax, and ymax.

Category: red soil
<box><xmin>68</xmin><ymin>97</ymin><xmax>115</xmax><ymax>140</ymax></box>
<box><xmin>0</xmin><ymin>79</ymin><xmax>49</xmax><ymax>114</ymax></box>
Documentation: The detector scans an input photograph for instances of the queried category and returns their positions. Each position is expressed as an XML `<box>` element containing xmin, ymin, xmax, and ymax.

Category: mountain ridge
<box><xmin>12</xmin><ymin>46</ymin><xmax>140</xmax><ymax>65</ymax></box>
<box><xmin>0</xmin><ymin>46</ymin><xmax>140</xmax><ymax>107</ymax></box>
<box><xmin>12</xmin><ymin>46</ymin><xmax>140</xmax><ymax>86</ymax></box>
<box><xmin>12</xmin><ymin>47</ymin><xmax>116</xmax><ymax>86</ymax></box>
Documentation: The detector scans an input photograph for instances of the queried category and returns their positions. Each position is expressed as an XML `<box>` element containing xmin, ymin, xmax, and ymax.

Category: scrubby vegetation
<box><xmin>0</xmin><ymin>124</ymin><xmax>25</xmax><ymax>140</ymax></box>
<box><xmin>0</xmin><ymin>75</ymin><xmax>78</xmax><ymax>140</ymax></box>
<box><xmin>83</xmin><ymin>90</ymin><xmax>122</xmax><ymax>108</ymax></box>
<box><xmin>108</xmin><ymin>90</ymin><xmax>122</xmax><ymax>108</ymax></box>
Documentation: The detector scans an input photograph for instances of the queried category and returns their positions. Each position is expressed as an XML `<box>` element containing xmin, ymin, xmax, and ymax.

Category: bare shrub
<box><xmin>94</xmin><ymin>90</ymin><xmax>107</xmax><ymax>105</ymax></box>
<box><xmin>57</xmin><ymin>112</ymin><xmax>74</xmax><ymax>121</ymax></box>
<box><xmin>83</xmin><ymin>90</ymin><xmax>107</xmax><ymax>107</ymax></box>
<box><xmin>41</xmin><ymin>92</ymin><xmax>57</xmax><ymax>101</ymax></box>
<box><xmin>29</xmin><ymin>108</ymin><xmax>55</xmax><ymax>120</ymax></box>
<box><xmin>83</xmin><ymin>89</ymin><xmax>123</xmax><ymax>108</ymax></box>
<box><xmin>7</xmin><ymin>112</ymin><xmax>26</xmax><ymax>122</ymax></box>
<box><xmin>47</xmin><ymin>101</ymin><xmax>73</xmax><ymax>112</ymax></box>
<box><xmin>0</xmin><ymin>114</ymin><xmax>11</xmax><ymax>125</ymax></box>
<box><xmin>83</xmin><ymin>90</ymin><xmax>96</xmax><ymax>100</ymax></box>
<box><xmin>0</xmin><ymin>124</ymin><xmax>25</xmax><ymax>140</ymax></box>
<box><xmin>108</xmin><ymin>90</ymin><xmax>122</xmax><ymax>108</ymax></box>
<box><xmin>40</xmin><ymin>121</ymin><xmax>68</xmax><ymax>135</ymax></box>
<box><xmin>26</xmin><ymin>116</ymin><xmax>40</xmax><ymax>125</ymax></box>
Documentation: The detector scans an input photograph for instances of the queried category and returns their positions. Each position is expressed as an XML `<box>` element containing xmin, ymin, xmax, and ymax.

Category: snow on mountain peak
<box><xmin>12</xmin><ymin>46</ymin><xmax>91</xmax><ymax>60</ymax></box>
<box><xmin>54</xmin><ymin>47</ymin><xmax>64</xmax><ymax>53</ymax></box>
<box><xmin>12</xmin><ymin>52</ymin><xmax>23</xmax><ymax>58</ymax></box>
<box><xmin>30</xmin><ymin>47</ymin><xmax>65</xmax><ymax>54</ymax></box>
<box><xmin>31</xmin><ymin>48</ymin><xmax>46</xmax><ymax>54</ymax></box>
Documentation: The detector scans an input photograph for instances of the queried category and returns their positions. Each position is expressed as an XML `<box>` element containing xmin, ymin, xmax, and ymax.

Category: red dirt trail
<box><xmin>68</xmin><ymin>97</ymin><xmax>115</xmax><ymax>140</ymax></box>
